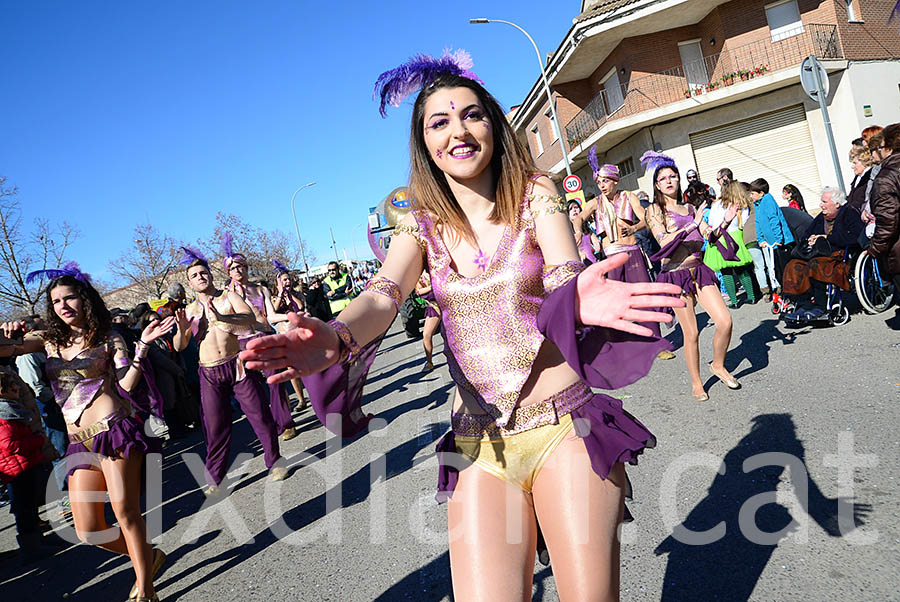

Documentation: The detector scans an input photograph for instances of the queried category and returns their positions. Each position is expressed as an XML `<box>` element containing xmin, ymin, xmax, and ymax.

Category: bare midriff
<box><xmin>67</xmin><ymin>384</ymin><xmax>125</xmax><ymax>434</ymax></box>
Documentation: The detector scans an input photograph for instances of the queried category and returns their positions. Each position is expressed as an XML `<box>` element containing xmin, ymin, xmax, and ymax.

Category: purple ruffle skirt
<box><xmin>435</xmin><ymin>392</ymin><xmax>655</xmax><ymax>519</ymax></box>
<box><xmin>657</xmin><ymin>263</ymin><xmax>719</xmax><ymax>297</ymax></box>
<box><xmin>65</xmin><ymin>415</ymin><xmax>161</xmax><ymax>477</ymax></box>
<box><xmin>424</xmin><ymin>306</ymin><xmax>440</xmax><ymax>319</ymax></box>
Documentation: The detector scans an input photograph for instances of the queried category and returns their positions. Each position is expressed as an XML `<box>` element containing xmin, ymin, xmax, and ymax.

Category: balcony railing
<box><xmin>564</xmin><ymin>24</ymin><xmax>841</xmax><ymax>150</ymax></box>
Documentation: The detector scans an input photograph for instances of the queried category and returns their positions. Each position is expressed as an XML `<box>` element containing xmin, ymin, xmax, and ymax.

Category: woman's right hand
<box><xmin>239</xmin><ymin>313</ymin><xmax>340</xmax><ymax>384</ymax></box>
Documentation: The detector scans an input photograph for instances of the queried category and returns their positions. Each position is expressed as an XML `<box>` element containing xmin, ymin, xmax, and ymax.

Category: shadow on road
<box><xmin>709</xmin><ymin>318</ymin><xmax>811</xmax><ymax>385</ymax></box>
<box><xmin>654</xmin><ymin>413</ymin><xmax>872</xmax><ymax>601</ymax></box>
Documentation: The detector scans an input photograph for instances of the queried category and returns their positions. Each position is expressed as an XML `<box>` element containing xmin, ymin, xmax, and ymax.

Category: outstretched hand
<box><xmin>239</xmin><ymin>313</ymin><xmax>340</xmax><ymax>384</ymax></box>
<box><xmin>576</xmin><ymin>253</ymin><xmax>685</xmax><ymax>337</ymax></box>
<box><xmin>140</xmin><ymin>316</ymin><xmax>177</xmax><ymax>344</ymax></box>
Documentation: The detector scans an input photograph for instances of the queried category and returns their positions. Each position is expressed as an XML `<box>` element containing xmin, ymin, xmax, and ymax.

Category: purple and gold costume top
<box><xmin>44</xmin><ymin>337</ymin><xmax>131</xmax><ymax>427</ymax></box>
<box><xmin>185</xmin><ymin>292</ymin><xmax>252</xmax><ymax>340</ymax></box>
<box><xmin>649</xmin><ymin>204</ymin><xmax>706</xmax><ymax>272</ymax></box>
<box><xmin>595</xmin><ymin>192</ymin><xmax>638</xmax><ymax>246</ymax></box>
<box><xmin>406</xmin><ymin>181</ymin><xmax>582</xmax><ymax>431</ymax></box>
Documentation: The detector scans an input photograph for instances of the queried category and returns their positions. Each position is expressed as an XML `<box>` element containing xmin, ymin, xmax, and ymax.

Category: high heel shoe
<box><xmin>692</xmin><ymin>389</ymin><xmax>709</xmax><ymax>402</ymax></box>
<box><xmin>709</xmin><ymin>365</ymin><xmax>740</xmax><ymax>389</ymax></box>
<box><xmin>129</xmin><ymin>548</ymin><xmax>166</xmax><ymax>599</ymax></box>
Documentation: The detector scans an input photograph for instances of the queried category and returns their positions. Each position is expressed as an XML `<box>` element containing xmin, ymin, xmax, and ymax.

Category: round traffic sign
<box><xmin>563</xmin><ymin>175</ymin><xmax>582</xmax><ymax>193</ymax></box>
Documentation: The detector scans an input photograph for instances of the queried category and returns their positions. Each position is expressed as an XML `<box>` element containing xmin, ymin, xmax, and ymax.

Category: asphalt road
<box><xmin>1</xmin><ymin>300</ymin><xmax>898</xmax><ymax>601</ymax></box>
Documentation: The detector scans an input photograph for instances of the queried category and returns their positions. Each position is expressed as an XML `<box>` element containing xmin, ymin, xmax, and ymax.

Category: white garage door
<box><xmin>690</xmin><ymin>105</ymin><xmax>822</xmax><ymax>206</ymax></box>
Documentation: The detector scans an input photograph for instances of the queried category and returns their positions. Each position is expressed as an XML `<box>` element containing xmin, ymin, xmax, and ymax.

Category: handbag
<box><xmin>791</xmin><ymin>237</ymin><xmax>832</xmax><ymax>260</ymax></box>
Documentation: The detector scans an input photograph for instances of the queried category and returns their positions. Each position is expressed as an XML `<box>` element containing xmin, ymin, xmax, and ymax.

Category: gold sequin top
<box><xmin>398</xmin><ymin>180</ymin><xmax>581</xmax><ymax>430</ymax></box>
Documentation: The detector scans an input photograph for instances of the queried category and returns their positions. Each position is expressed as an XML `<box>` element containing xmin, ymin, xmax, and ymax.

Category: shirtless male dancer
<box><xmin>222</xmin><ymin>240</ymin><xmax>298</xmax><ymax>441</ymax></box>
<box><xmin>576</xmin><ymin>148</ymin><xmax>676</xmax><ymax>360</ymax></box>
<box><xmin>174</xmin><ymin>249</ymin><xmax>285</xmax><ymax>494</ymax></box>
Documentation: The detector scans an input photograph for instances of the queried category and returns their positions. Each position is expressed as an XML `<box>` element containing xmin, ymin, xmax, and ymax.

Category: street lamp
<box><xmin>469</xmin><ymin>18</ymin><xmax>572</xmax><ymax>176</ymax></box>
<box><xmin>290</xmin><ymin>181</ymin><xmax>316</xmax><ymax>277</ymax></box>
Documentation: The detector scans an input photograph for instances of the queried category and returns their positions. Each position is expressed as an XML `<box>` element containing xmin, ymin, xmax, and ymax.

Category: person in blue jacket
<box><xmin>748</xmin><ymin>178</ymin><xmax>794</xmax><ymax>299</ymax></box>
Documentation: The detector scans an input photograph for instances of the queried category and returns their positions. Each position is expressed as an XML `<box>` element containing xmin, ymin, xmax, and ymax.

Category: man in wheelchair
<box><xmin>781</xmin><ymin>187</ymin><xmax>864</xmax><ymax>323</ymax></box>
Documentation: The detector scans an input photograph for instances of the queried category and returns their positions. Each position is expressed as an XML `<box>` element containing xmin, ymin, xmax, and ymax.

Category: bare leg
<box><xmin>101</xmin><ymin>453</ymin><xmax>155</xmax><ymax>598</ymax></box>
<box><xmin>448</xmin><ymin>465</ymin><xmax>537</xmax><ymax>602</ymax></box>
<box><xmin>290</xmin><ymin>377</ymin><xmax>306</xmax><ymax>410</ymax></box>
<box><xmin>695</xmin><ymin>284</ymin><xmax>735</xmax><ymax>378</ymax></box>
<box><xmin>422</xmin><ymin>316</ymin><xmax>441</xmax><ymax>366</ymax></box>
<box><xmin>532</xmin><ymin>431</ymin><xmax>626</xmax><ymax>602</ymax></box>
<box><xmin>69</xmin><ymin>467</ymin><xmax>129</xmax><ymax>555</ymax></box>
<box><xmin>671</xmin><ymin>295</ymin><xmax>704</xmax><ymax>396</ymax></box>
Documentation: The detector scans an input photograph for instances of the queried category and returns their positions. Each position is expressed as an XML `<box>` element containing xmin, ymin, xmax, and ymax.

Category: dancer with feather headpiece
<box><xmin>172</xmin><ymin>247</ymin><xmax>285</xmax><ymax>495</ymax></box>
<box><xmin>269</xmin><ymin>259</ymin><xmax>310</xmax><ymax>410</ymax></box>
<box><xmin>241</xmin><ymin>48</ymin><xmax>685</xmax><ymax>599</ymax></box>
<box><xmin>641</xmin><ymin>151</ymin><xmax>741</xmax><ymax>401</ymax></box>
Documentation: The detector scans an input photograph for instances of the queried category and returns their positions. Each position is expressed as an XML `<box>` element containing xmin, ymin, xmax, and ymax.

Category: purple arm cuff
<box><xmin>712</xmin><ymin>229</ymin><xmax>740</xmax><ymax>261</ymax></box>
<box><xmin>649</xmin><ymin>226</ymin><xmax>695</xmax><ymax>262</ymax></box>
<box><xmin>536</xmin><ymin>276</ymin><xmax>672</xmax><ymax>390</ymax></box>
<box><xmin>303</xmin><ymin>331</ymin><xmax>386</xmax><ymax>438</ymax></box>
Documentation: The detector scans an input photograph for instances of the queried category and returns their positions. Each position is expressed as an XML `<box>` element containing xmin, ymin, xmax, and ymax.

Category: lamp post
<box><xmin>290</xmin><ymin>182</ymin><xmax>316</xmax><ymax>277</ymax></box>
<box><xmin>469</xmin><ymin>18</ymin><xmax>572</xmax><ymax>176</ymax></box>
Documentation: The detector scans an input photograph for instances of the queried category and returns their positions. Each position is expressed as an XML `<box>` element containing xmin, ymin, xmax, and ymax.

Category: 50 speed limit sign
<box><xmin>563</xmin><ymin>175</ymin><xmax>582</xmax><ymax>193</ymax></box>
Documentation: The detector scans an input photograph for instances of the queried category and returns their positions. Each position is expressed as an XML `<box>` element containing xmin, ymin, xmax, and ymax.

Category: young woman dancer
<box><xmin>222</xmin><ymin>237</ymin><xmax>298</xmax><ymax>441</ymax></box>
<box><xmin>1</xmin><ymin>264</ymin><xmax>174</xmax><ymax>602</ymax></box>
<box><xmin>567</xmin><ymin>199</ymin><xmax>600</xmax><ymax>264</ymax></box>
<box><xmin>270</xmin><ymin>261</ymin><xmax>308</xmax><ymax>409</ymax></box>
<box><xmin>240</xmin><ymin>50</ymin><xmax>683</xmax><ymax>601</ymax></box>
<box><xmin>642</xmin><ymin>152</ymin><xmax>740</xmax><ymax>401</ymax></box>
<box><xmin>704</xmin><ymin>182</ymin><xmax>757</xmax><ymax>307</ymax></box>
<box><xmin>414</xmin><ymin>271</ymin><xmax>442</xmax><ymax>371</ymax></box>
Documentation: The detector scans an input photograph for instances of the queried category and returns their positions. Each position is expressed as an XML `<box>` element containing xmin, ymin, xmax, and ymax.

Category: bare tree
<box><xmin>0</xmin><ymin>177</ymin><xmax>79</xmax><ymax>316</ymax></box>
<box><xmin>199</xmin><ymin>212</ymin><xmax>314</xmax><ymax>287</ymax></box>
<box><xmin>108</xmin><ymin>222</ymin><xmax>181</xmax><ymax>299</ymax></box>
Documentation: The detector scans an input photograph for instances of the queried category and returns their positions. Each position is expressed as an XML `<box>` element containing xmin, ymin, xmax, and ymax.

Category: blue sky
<box><xmin>2</xmin><ymin>1</ymin><xmax>576</xmax><ymax>283</ymax></box>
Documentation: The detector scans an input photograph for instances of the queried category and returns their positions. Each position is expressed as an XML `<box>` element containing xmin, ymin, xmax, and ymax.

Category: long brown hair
<box><xmin>408</xmin><ymin>74</ymin><xmax>536</xmax><ymax>244</ymax></box>
<box><xmin>44</xmin><ymin>275</ymin><xmax>111</xmax><ymax>349</ymax></box>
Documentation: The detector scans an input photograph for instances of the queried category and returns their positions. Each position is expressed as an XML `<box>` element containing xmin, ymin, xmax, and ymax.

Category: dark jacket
<box><xmin>803</xmin><ymin>204</ymin><xmax>864</xmax><ymax>250</ymax></box>
<box><xmin>870</xmin><ymin>152</ymin><xmax>900</xmax><ymax>274</ymax></box>
<box><xmin>780</xmin><ymin>207</ymin><xmax>814</xmax><ymax>244</ymax></box>
<box><xmin>304</xmin><ymin>284</ymin><xmax>333</xmax><ymax>322</ymax></box>
<box><xmin>846</xmin><ymin>168</ymin><xmax>872</xmax><ymax>213</ymax></box>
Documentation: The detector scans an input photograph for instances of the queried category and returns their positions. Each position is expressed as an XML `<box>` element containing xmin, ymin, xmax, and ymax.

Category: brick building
<box><xmin>513</xmin><ymin>0</ymin><xmax>900</xmax><ymax>201</ymax></box>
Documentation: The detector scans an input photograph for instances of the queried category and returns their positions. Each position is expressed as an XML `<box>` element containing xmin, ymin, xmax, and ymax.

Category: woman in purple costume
<box><xmin>241</xmin><ymin>50</ymin><xmax>683</xmax><ymax>601</ymax></box>
<box><xmin>641</xmin><ymin>151</ymin><xmax>740</xmax><ymax>401</ymax></box>
<box><xmin>567</xmin><ymin>199</ymin><xmax>601</xmax><ymax>264</ymax></box>
<box><xmin>222</xmin><ymin>241</ymin><xmax>298</xmax><ymax>441</ymax></box>
<box><xmin>2</xmin><ymin>265</ymin><xmax>174</xmax><ymax>602</ymax></box>
<box><xmin>414</xmin><ymin>271</ymin><xmax>442</xmax><ymax>371</ymax></box>
<box><xmin>270</xmin><ymin>263</ymin><xmax>308</xmax><ymax>409</ymax></box>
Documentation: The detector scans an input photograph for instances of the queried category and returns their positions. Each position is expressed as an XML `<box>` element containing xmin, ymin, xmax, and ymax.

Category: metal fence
<box><xmin>564</xmin><ymin>24</ymin><xmax>841</xmax><ymax>150</ymax></box>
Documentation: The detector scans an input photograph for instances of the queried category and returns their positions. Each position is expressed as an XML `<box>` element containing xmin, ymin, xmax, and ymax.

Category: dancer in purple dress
<box><xmin>414</xmin><ymin>271</ymin><xmax>442</xmax><ymax>371</ymax></box>
<box><xmin>567</xmin><ymin>199</ymin><xmax>601</xmax><ymax>264</ymax></box>
<box><xmin>270</xmin><ymin>261</ymin><xmax>308</xmax><ymax>409</ymax></box>
<box><xmin>641</xmin><ymin>151</ymin><xmax>740</xmax><ymax>401</ymax></box>
<box><xmin>221</xmin><ymin>236</ymin><xmax>298</xmax><ymax>441</ymax></box>
<box><xmin>2</xmin><ymin>264</ymin><xmax>174</xmax><ymax>602</ymax></box>
<box><xmin>173</xmin><ymin>249</ymin><xmax>285</xmax><ymax>493</ymax></box>
<box><xmin>241</xmin><ymin>50</ymin><xmax>683</xmax><ymax>600</ymax></box>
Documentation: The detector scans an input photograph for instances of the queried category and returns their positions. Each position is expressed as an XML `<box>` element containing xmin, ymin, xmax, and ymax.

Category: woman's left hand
<box><xmin>140</xmin><ymin>316</ymin><xmax>177</xmax><ymax>344</ymax></box>
<box><xmin>576</xmin><ymin>254</ymin><xmax>685</xmax><ymax>337</ymax></box>
<box><xmin>725</xmin><ymin>204</ymin><xmax>738</xmax><ymax>222</ymax></box>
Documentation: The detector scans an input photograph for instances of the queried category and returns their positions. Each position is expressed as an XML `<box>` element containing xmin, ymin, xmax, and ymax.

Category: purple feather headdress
<box><xmin>26</xmin><ymin>261</ymin><xmax>90</xmax><ymax>285</ymax></box>
<box><xmin>373</xmin><ymin>48</ymin><xmax>484</xmax><ymax>117</ymax></box>
<box><xmin>179</xmin><ymin>246</ymin><xmax>209</xmax><ymax>268</ymax></box>
<box><xmin>272</xmin><ymin>259</ymin><xmax>290</xmax><ymax>275</ymax></box>
<box><xmin>587</xmin><ymin>146</ymin><xmax>600</xmax><ymax>179</ymax></box>
<box><xmin>220</xmin><ymin>232</ymin><xmax>247</xmax><ymax>269</ymax></box>
<box><xmin>639</xmin><ymin>150</ymin><xmax>678</xmax><ymax>177</ymax></box>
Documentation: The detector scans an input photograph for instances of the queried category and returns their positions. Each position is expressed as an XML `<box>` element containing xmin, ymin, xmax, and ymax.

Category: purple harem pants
<box><xmin>240</xmin><ymin>334</ymin><xmax>296</xmax><ymax>434</ymax></box>
<box><xmin>605</xmin><ymin>245</ymin><xmax>661</xmax><ymax>338</ymax></box>
<box><xmin>198</xmin><ymin>356</ymin><xmax>281</xmax><ymax>485</ymax></box>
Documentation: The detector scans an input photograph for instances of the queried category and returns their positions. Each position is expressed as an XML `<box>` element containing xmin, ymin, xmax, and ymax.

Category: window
<box><xmin>678</xmin><ymin>39</ymin><xmax>708</xmax><ymax>91</ymax></box>
<box><xmin>765</xmin><ymin>0</ymin><xmax>804</xmax><ymax>42</ymax></box>
<box><xmin>531</xmin><ymin>124</ymin><xmax>543</xmax><ymax>155</ymax></box>
<box><xmin>617</xmin><ymin>157</ymin><xmax>635</xmax><ymax>178</ymax></box>
<box><xmin>616</xmin><ymin>157</ymin><xmax>637</xmax><ymax>190</ymax></box>
<box><xmin>846</xmin><ymin>0</ymin><xmax>862</xmax><ymax>22</ymax></box>
<box><xmin>600</xmin><ymin>68</ymin><xmax>625</xmax><ymax>115</ymax></box>
<box><xmin>545</xmin><ymin>108</ymin><xmax>558</xmax><ymax>142</ymax></box>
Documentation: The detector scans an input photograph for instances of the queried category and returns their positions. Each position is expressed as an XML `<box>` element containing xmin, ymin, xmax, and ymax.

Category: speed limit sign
<box><xmin>563</xmin><ymin>175</ymin><xmax>582</xmax><ymax>193</ymax></box>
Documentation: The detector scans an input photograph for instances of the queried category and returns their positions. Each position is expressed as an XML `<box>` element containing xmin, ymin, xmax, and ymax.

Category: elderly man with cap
<box><xmin>574</xmin><ymin>146</ymin><xmax>676</xmax><ymax>360</ymax></box>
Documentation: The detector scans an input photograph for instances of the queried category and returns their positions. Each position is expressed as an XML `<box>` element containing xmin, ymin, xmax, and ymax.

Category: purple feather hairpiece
<box><xmin>179</xmin><ymin>246</ymin><xmax>209</xmax><ymax>268</ymax></box>
<box><xmin>373</xmin><ymin>48</ymin><xmax>484</xmax><ymax>117</ymax></box>
<box><xmin>25</xmin><ymin>261</ymin><xmax>90</xmax><ymax>285</ymax></box>
<box><xmin>587</xmin><ymin>146</ymin><xmax>600</xmax><ymax>179</ymax></box>
<box><xmin>272</xmin><ymin>259</ymin><xmax>289</xmax><ymax>275</ymax></box>
<box><xmin>639</xmin><ymin>150</ymin><xmax>678</xmax><ymax>176</ymax></box>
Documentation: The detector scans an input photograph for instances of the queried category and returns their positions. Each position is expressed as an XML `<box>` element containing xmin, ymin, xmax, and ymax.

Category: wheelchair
<box><xmin>780</xmin><ymin>246</ymin><xmax>857</xmax><ymax>327</ymax></box>
<box><xmin>854</xmin><ymin>250</ymin><xmax>895</xmax><ymax>314</ymax></box>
